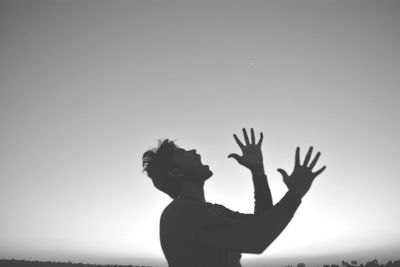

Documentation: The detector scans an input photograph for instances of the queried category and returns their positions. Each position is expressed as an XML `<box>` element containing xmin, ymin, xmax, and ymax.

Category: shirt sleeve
<box><xmin>195</xmin><ymin>191</ymin><xmax>301</xmax><ymax>254</ymax></box>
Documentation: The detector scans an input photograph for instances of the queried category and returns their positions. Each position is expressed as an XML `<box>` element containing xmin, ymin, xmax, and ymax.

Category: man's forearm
<box><xmin>251</xmin><ymin>165</ymin><xmax>265</xmax><ymax>176</ymax></box>
<box><xmin>197</xmin><ymin>190</ymin><xmax>301</xmax><ymax>254</ymax></box>
<box><xmin>252</xmin><ymin>190</ymin><xmax>301</xmax><ymax>253</ymax></box>
<box><xmin>251</xmin><ymin>165</ymin><xmax>273</xmax><ymax>214</ymax></box>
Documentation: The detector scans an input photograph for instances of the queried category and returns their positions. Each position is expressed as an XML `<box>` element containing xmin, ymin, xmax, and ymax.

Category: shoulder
<box><xmin>161</xmin><ymin>199</ymin><xmax>217</xmax><ymax>223</ymax></box>
<box><xmin>205</xmin><ymin>202</ymin><xmax>233</xmax><ymax>214</ymax></box>
<box><xmin>206</xmin><ymin>202</ymin><xmax>254</xmax><ymax>221</ymax></box>
<box><xmin>160</xmin><ymin>199</ymin><xmax>220</xmax><ymax>241</ymax></box>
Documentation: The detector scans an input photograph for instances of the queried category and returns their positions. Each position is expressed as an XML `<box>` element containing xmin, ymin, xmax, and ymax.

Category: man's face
<box><xmin>172</xmin><ymin>148</ymin><xmax>213</xmax><ymax>182</ymax></box>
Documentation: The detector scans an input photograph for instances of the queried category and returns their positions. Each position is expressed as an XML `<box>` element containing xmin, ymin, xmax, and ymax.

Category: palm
<box><xmin>228</xmin><ymin>128</ymin><xmax>264</xmax><ymax>170</ymax></box>
<box><xmin>278</xmin><ymin>147</ymin><xmax>326</xmax><ymax>198</ymax></box>
<box><xmin>284</xmin><ymin>165</ymin><xmax>313</xmax><ymax>193</ymax></box>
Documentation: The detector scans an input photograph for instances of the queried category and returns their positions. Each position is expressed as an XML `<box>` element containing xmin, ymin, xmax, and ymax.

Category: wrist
<box><xmin>250</xmin><ymin>165</ymin><xmax>265</xmax><ymax>176</ymax></box>
<box><xmin>288</xmin><ymin>188</ymin><xmax>304</xmax><ymax>199</ymax></box>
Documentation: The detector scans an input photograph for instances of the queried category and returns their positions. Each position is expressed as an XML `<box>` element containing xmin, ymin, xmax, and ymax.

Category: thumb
<box><xmin>228</xmin><ymin>153</ymin><xmax>241</xmax><ymax>163</ymax></box>
<box><xmin>277</xmin><ymin>168</ymin><xmax>289</xmax><ymax>181</ymax></box>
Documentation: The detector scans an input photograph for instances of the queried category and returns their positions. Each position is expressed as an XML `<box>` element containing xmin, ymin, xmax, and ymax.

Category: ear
<box><xmin>167</xmin><ymin>168</ymin><xmax>184</xmax><ymax>179</ymax></box>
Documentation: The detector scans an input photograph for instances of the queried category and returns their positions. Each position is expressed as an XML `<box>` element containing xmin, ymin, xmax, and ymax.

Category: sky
<box><xmin>0</xmin><ymin>0</ymin><xmax>399</xmax><ymax>266</ymax></box>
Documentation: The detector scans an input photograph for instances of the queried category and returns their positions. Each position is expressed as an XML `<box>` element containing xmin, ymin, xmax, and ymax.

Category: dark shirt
<box><xmin>159</xmin><ymin>175</ymin><xmax>301</xmax><ymax>267</ymax></box>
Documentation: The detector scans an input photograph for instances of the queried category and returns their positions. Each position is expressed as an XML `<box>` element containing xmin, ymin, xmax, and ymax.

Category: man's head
<box><xmin>142</xmin><ymin>139</ymin><xmax>213</xmax><ymax>198</ymax></box>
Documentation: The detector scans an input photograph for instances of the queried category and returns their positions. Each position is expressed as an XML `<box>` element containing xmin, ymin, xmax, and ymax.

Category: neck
<box><xmin>179</xmin><ymin>179</ymin><xmax>206</xmax><ymax>203</ymax></box>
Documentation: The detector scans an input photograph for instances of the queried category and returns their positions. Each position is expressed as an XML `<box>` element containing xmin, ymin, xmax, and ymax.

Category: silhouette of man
<box><xmin>142</xmin><ymin>128</ymin><xmax>326</xmax><ymax>267</ymax></box>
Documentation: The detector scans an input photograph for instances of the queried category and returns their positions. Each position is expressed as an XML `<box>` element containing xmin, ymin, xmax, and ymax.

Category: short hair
<box><xmin>142</xmin><ymin>139</ymin><xmax>181</xmax><ymax>198</ymax></box>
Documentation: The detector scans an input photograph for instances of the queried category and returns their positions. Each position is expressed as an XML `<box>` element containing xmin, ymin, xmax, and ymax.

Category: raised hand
<box><xmin>228</xmin><ymin>128</ymin><xmax>264</xmax><ymax>174</ymax></box>
<box><xmin>277</xmin><ymin>146</ymin><xmax>326</xmax><ymax>198</ymax></box>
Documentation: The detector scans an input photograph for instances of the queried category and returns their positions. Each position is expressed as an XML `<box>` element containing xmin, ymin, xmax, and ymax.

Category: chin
<box><xmin>204</xmin><ymin>168</ymin><xmax>213</xmax><ymax>180</ymax></box>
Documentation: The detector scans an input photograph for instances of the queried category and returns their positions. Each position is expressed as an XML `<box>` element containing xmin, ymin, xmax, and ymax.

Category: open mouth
<box><xmin>196</xmin><ymin>154</ymin><xmax>205</xmax><ymax>165</ymax></box>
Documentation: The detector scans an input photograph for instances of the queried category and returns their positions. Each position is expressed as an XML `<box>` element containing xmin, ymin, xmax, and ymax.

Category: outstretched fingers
<box><xmin>295</xmin><ymin>147</ymin><xmax>300</xmax><ymax>167</ymax></box>
<box><xmin>303</xmin><ymin>146</ymin><xmax>313</xmax><ymax>166</ymax></box>
<box><xmin>257</xmin><ymin>132</ymin><xmax>264</xmax><ymax>146</ymax></box>
<box><xmin>234</xmin><ymin>128</ymin><xmax>263</xmax><ymax>148</ymax></box>
<box><xmin>309</xmin><ymin>151</ymin><xmax>321</xmax><ymax>170</ymax></box>
<box><xmin>250</xmin><ymin>128</ymin><xmax>255</xmax><ymax>144</ymax></box>
<box><xmin>313</xmin><ymin>165</ymin><xmax>327</xmax><ymax>178</ymax></box>
<box><xmin>233</xmin><ymin>134</ymin><xmax>244</xmax><ymax>150</ymax></box>
<box><xmin>242</xmin><ymin>128</ymin><xmax>250</xmax><ymax>145</ymax></box>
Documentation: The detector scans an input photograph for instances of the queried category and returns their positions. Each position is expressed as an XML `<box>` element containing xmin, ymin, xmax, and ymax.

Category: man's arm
<box><xmin>252</xmin><ymin>172</ymin><xmax>273</xmax><ymax>215</ymax></box>
<box><xmin>197</xmin><ymin>146</ymin><xmax>326</xmax><ymax>254</ymax></box>
<box><xmin>228</xmin><ymin>128</ymin><xmax>273</xmax><ymax>215</ymax></box>
<box><xmin>196</xmin><ymin>190</ymin><xmax>301</xmax><ymax>254</ymax></box>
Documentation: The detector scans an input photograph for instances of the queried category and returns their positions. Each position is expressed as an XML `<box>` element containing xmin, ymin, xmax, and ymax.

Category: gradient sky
<box><xmin>1</xmin><ymin>1</ymin><xmax>399</xmax><ymax>267</ymax></box>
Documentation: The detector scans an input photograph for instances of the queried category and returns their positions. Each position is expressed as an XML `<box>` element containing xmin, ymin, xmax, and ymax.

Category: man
<box><xmin>142</xmin><ymin>128</ymin><xmax>326</xmax><ymax>267</ymax></box>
